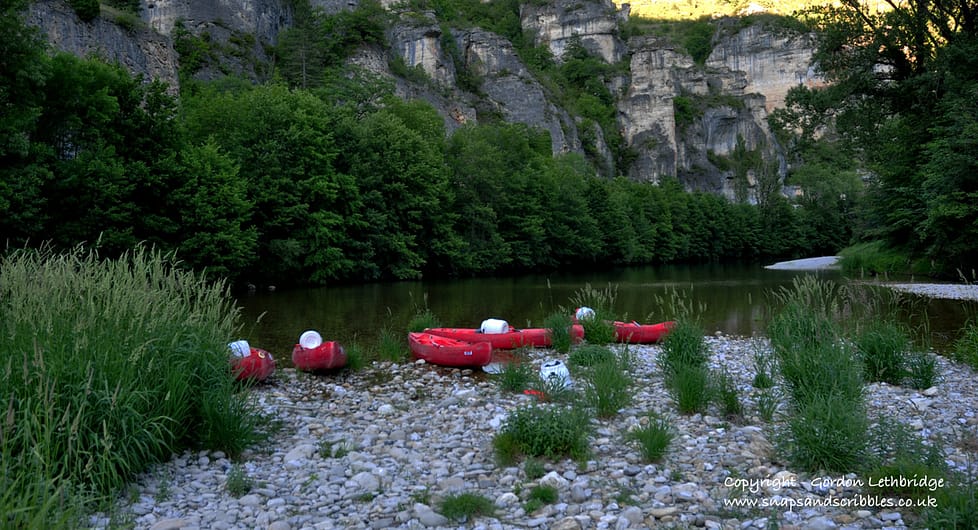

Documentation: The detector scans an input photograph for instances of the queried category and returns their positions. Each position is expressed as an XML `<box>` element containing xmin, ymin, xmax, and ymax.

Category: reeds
<box><xmin>0</xmin><ymin>246</ymin><xmax>264</xmax><ymax>525</ymax></box>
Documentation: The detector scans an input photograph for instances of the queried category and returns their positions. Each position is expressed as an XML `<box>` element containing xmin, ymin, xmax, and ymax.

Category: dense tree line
<box><xmin>772</xmin><ymin>0</ymin><xmax>978</xmax><ymax>277</ymax></box>
<box><xmin>2</xmin><ymin>2</ymin><xmax>833</xmax><ymax>287</ymax></box>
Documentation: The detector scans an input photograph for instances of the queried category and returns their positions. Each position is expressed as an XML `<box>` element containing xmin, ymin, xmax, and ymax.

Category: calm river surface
<box><xmin>236</xmin><ymin>262</ymin><xmax>973</xmax><ymax>366</ymax></box>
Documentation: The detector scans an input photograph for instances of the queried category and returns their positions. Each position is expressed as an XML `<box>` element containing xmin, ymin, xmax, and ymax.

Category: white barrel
<box><xmin>539</xmin><ymin>359</ymin><xmax>571</xmax><ymax>388</ymax></box>
<box><xmin>228</xmin><ymin>340</ymin><xmax>250</xmax><ymax>358</ymax></box>
<box><xmin>299</xmin><ymin>330</ymin><xmax>323</xmax><ymax>349</ymax></box>
<box><xmin>480</xmin><ymin>318</ymin><xmax>510</xmax><ymax>334</ymax></box>
<box><xmin>575</xmin><ymin>306</ymin><xmax>596</xmax><ymax>321</ymax></box>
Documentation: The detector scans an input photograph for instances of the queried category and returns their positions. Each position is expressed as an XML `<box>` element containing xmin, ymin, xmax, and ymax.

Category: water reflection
<box><xmin>236</xmin><ymin>263</ymin><xmax>972</xmax><ymax>366</ymax></box>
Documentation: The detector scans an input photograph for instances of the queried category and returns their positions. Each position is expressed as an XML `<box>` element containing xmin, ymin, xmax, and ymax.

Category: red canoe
<box><xmin>408</xmin><ymin>332</ymin><xmax>493</xmax><ymax>367</ymax></box>
<box><xmin>613</xmin><ymin>321</ymin><xmax>676</xmax><ymax>344</ymax></box>
<box><xmin>292</xmin><ymin>341</ymin><xmax>347</xmax><ymax>371</ymax></box>
<box><xmin>231</xmin><ymin>347</ymin><xmax>276</xmax><ymax>382</ymax></box>
<box><xmin>424</xmin><ymin>325</ymin><xmax>584</xmax><ymax>349</ymax></box>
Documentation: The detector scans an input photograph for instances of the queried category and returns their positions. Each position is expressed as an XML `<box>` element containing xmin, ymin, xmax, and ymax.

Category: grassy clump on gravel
<box><xmin>0</xmin><ymin>246</ymin><xmax>265</xmax><ymax>527</ymax></box>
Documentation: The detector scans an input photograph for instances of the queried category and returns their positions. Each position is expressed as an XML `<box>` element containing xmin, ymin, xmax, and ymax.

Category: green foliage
<box><xmin>855</xmin><ymin>320</ymin><xmax>910</xmax><ymax>385</ymax></box>
<box><xmin>568</xmin><ymin>344</ymin><xmax>615</xmax><ymax>367</ymax></box>
<box><xmin>952</xmin><ymin>320</ymin><xmax>978</xmax><ymax>371</ymax></box>
<box><xmin>0</xmin><ymin>246</ymin><xmax>264</xmax><ymax>524</ymax></box>
<box><xmin>69</xmin><ymin>0</ymin><xmax>100</xmax><ymax>21</ymax></box>
<box><xmin>407</xmin><ymin>308</ymin><xmax>441</xmax><ymax>333</ymax></box>
<box><xmin>838</xmin><ymin>241</ymin><xmax>913</xmax><ymax>277</ymax></box>
<box><xmin>378</xmin><ymin>326</ymin><xmax>408</xmax><ymax>363</ymax></box>
<box><xmin>225</xmin><ymin>465</ymin><xmax>254</xmax><ymax>497</ymax></box>
<box><xmin>569</xmin><ymin>284</ymin><xmax>618</xmax><ymax>344</ymax></box>
<box><xmin>627</xmin><ymin>413</ymin><xmax>674</xmax><ymax>462</ymax></box>
<box><xmin>673</xmin><ymin>95</ymin><xmax>701</xmax><ymax>128</ymax></box>
<box><xmin>580</xmin><ymin>354</ymin><xmax>633</xmax><ymax>418</ymax></box>
<box><xmin>768</xmin><ymin>277</ymin><xmax>868</xmax><ymax>473</ymax></box>
<box><xmin>905</xmin><ymin>351</ymin><xmax>939</xmax><ymax>390</ymax></box>
<box><xmin>439</xmin><ymin>492</ymin><xmax>495</xmax><ymax>522</ymax></box>
<box><xmin>523</xmin><ymin>457</ymin><xmax>546</xmax><ymax>480</ymax></box>
<box><xmin>344</xmin><ymin>342</ymin><xmax>369</xmax><ymax>371</ymax></box>
<box><xmin>659</xmin><ymin>319</ymin><xmax>709</xmax><ymax>377</ymax></box>
<box><xmin>667</xmin><ymin>364</ymin><xmax>712</xmax><ymax>415</ymax></box>
<box><xmin>492</xmin><ymin>405</ymin><xmax>591</xmax><ymax>465</ymax></box>
<box><xmin>544</xmin><ymin>312</ymin><xmax>575</xmax><ymax>353</ymax></box>
<box><xmin>494</xmin><ymin>360</ymin><xmax>536</xmax><ymax>393</ymax></box>
<box><xmin>712</xmin><ymin>368</ymin><xmax>743</xmax><ymax>419</ymax></box>
<box><xmin>526</xmin><ymin>484</ymin><xmax>558</xmax><ymax>508</ymax></box>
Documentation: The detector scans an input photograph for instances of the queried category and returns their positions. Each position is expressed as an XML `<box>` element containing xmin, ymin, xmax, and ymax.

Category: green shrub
<box><xmin>569</xmin><ymin>283</ymin><xmax>618</xmax><ymax>344</ymax></box>
<box><xmin>492</xmin><ymin>405</ymin><xmax>591</xmax><ymax>465</ymax></box>
<box><xmin>544</xmin><ymin>312</ymin><xmax>574</xmax><ymax>353</ymax></box>
<box><xmin>0</xmin><ymin>247</ymin><xmax>263</xmax><ymax>524</ymax></box>
<box><xmin>906</xmin><ymin>351</ymin><xmax>939</xmax><ymax>390</ymax></box>
<box><xmin>668</xmin><ymin>364</ymin><xmax>712</xmax><ymax>414</ymax></box>
<box><xmin>523</xmin><ymin>457</ymin><xmax>546</xmax><ymax>480</ymax></box>
<box><xmin>378</xmin><ymin>326</ymin><xmax>407</xmax><ymax>362</ymax></box>
<box><xmin>407</xmin><ymin>308</ymin><xmax>440</xmax><ymax>333</ymax></box>
<box><xmin>755</xmin><ymin>389</ymin><xmax>780</xmax><ymax>423</ymax></box>
<box><xmin>226</xmin><ymin>464</ymin><xmax>253</xmax><ymax>497</ymax></box>
<box><xmin>628</xmin><ymin>413</ymin><xmax>674</xmax><ymax>462</ymax></box>
<box><xmin>526</xmin><ymin>484</ymin><xmax>558</xmax><ymax>508</ymax></box>
<box><xmin>659</xmin><ymin>319</ymin><xmax>709</xmax><ymax>377</ymax></box>
<box><xmin>344</xmin><ymin>342</ymin><xmax>368</xmax><ymax>371</ymax></box>
<box><xmin>923</xmin><ymin>480</ymin><xmax>978</xmax><ymax>529</ymax></box>
<box><xmin>580</xmin><ymin>355</ymin><xmax>633</xmax><ymax>418</ymax></box>
<box><xmin>495</xmin><ymin>361</ymin><xmax>536</xmax><ymax>393</ymax></box>
<box><xmin>439</xmin><ymin>492</ymin><xmax>495</xmax><ymax>522</ymax></box>
<box><xmin>856</xmin><ymin>320</ymin><xmax>910</xmax><ymax>385</ymax></box>
<box><xmin>568</xmin><ymin>343</ymin><xmax>615</xmax><ymax>367</ymax></box>
<box><xmin>751</xmin><ymin>346</ymin><xmax>776</xmax><ymax>389</ymax></box>
<box><xmin>781</xmin><ymin>394</ymin><xmax>868</xmax><ymax>473</ymax></box>
<box><xmin>712</xmin><ymin>368</ymin><xmax>743</xmax><ymax>419</ymax></box>
<box><xmin>952</xmin><ymin>320</ymin><xmax>978</xmax><ymax>371</ymax></box>
<box><xmin>838</xmin><ymin>240</ymin><xmax>912</xmax><ymax>276</ymax></box>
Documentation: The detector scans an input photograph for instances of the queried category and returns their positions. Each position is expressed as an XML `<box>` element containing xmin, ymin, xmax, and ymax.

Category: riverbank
<box><xmin>100</xmin><ymin>337</ymin><xmax>978</xmax><ymax>530</ymax></box>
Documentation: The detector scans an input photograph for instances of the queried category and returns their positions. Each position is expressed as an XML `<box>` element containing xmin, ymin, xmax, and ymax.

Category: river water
<box><xmin>235</xmin><ymin>262</ymin><xmax>974</xmax><ymax>366</ymax></box>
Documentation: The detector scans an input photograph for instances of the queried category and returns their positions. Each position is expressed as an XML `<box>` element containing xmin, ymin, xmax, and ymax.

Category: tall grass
<box><xmin>492</xmin><ymin>404</ymin><xmax>591</xmax><ymax>465</ymax></box>
<box><xmin>544</xmin><ymin>311</ymin><xmax>574</xmax><ymax>353</ymax></box>
<box><xmin>767</xmin><ymin>277</ymin><xmax>868</xmax><ymax>473</ymax></box>
<box><xmin>658</xmin><ymin>319</ymin><xmax>709</xmax><ymax>377</ymax></box>
<box><xmin>579</xmin><ymin>353</ymin><xmax>633</xmax><ymax>418</ymax></box>
<box><xmin>569</xmin><ymin>283</ymin><xmax>618</xmax><ymax>344</ymax></box>
<box><xmin>855</xmin><ymin>320</ymin><xmax>910</xmax><ymax>385</ymax></box>
<box><xmin>0</xmin><ymin>246</ymin><xmax>264</xmax><ymax>526</ymax></box>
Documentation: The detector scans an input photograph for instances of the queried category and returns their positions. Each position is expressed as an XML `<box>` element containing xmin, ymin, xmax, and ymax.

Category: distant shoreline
<box><xmin>764</xmin><ymin>256</ymin><xmax>978</xmax><ymax>302</ymax></box>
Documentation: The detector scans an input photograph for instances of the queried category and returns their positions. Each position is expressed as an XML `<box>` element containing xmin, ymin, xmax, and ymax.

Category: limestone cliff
<box><xmin>24</xmin><ymin>0</ymin><xmax>821</xmax><ymax>198</ymax></box>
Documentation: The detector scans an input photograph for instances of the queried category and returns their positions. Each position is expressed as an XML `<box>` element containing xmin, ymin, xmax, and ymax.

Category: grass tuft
<box><xmin>439</xmin><ymin>492</ymin><xmax>495</xmax><ymax>522</ymax></box>
<box><xmin>627</xmin><ymin>413</ymin><xmax>674</xmax><ymax>462</ymax></box>
<box><xmin>492</xmin><ymin>405</ymin><xmax>591</xmax><ymax>465</ymax></box>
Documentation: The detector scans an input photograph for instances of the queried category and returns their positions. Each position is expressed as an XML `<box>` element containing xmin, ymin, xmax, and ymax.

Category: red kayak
<box><xmin>424</xmin><ymin>325</ymin><xmax>584</xmax><ymax>349</ymax></box>
<box><xmin>613</xmin><ymin>321</ymin><xmax>675</xmax><ymax>344</ymax></box>
<box><xmin>231</xmin><ymin>347</ymin><xmax>276</xmax><ymax>381</ymax></box>
<box><xmin>408</xmin><ymin>332</ymin><xmax>493</xmax><ymax>367</ymax></box>
<box><xmin>292</xmin><ymin>341</ymin><xmax>347</xmax><ymax>371</ymax></box>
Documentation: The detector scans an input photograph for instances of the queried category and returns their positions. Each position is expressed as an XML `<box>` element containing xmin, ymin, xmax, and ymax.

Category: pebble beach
<box><xmin>103</xmin><ymin>328</ymin><xmax>978</xmax><ymax>530</ymax></box>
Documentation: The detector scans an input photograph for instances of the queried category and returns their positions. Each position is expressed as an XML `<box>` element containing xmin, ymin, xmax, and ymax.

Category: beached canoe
<box><xmin>231</xmin><ymin>347</ymin><xmax>276</xmax><ymax>382</ymax></box>
<box><xmin>423</xmin><ymin>325</ymin><xmax>584</xmax><ymax>349</ymax></box>
<box><xmin>292</xmin><ymin>341</ymin><xmax>347</xmax><ymax>371</ymax></box>
<box><xmin>408</xmin><ymin>332</ymin><xmax>493</xmax><ymax>367</ymax></box>
<box><xmin>613</xmin><ymin>320</ymin><xmax>675</xmax><ymax>344</ymax></box>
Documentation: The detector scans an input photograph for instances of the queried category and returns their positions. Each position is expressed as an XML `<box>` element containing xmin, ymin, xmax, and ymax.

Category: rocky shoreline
<box><xmin>99</xmin><ymin>334</ymin><xmax>978</xmax><ymax>530</ymax></box>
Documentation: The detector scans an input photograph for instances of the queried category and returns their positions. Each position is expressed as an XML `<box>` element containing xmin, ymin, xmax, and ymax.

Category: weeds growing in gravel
<box><xmin>627</xmin><ymin>413</ymin><xmax>674</xmax><ymax>462</ymax></box>
<box><xmin>668</xmin><ymin>364</ymin><xmax>712</xmax><ymax>414</ymax></box>
<box><xmin>439</xmin><ymin>492</ymin><xmax>495</xmax><ymax>522</ymax></box>
<box><xmin>407</xmin><ymin>308</ymin><xmax>440</xmax><ymax>333</ymax></box>
<box><xmin>378</xmin><ymin>326</ymin><xmax>408</xmax><ymax>362</ymax></box>
<box><xmin>570</xmin><ymin>284</ymin><xmax>618</xmax><ymax>344</ymax></box>
<box><xmin>523</xmin><ymin>458</ymin><xmax>546</xmax><ymax>480</ymax></box>
<box><xmin>226</xmin><ymin>465</ymin><xmax>253</xmax><ymax>497</ymax></box>
<box><xmin>544</xmin><ymin>312</ymin><xmax>575</xmax><ymax>353</ymax></box>
<box><xmin>659</xmin><ymin>319</ymin><xmax>709</xmax><ymax>377</ymax></box>
<box><xmin>495</xmin><ymin>361</ymin><xmax>536</xmax><ymax>393</ymax></box>
<box><xmin>952</xmin><ymin>320</ymin><xmax>978</xmax><ymax>371</ymax></box>
<box><xmin>856</xmin><ymin>320</ymin><xmax>910</xmax><ymax>385</ymax></box>
<box><xmin>568</xmin><ymin>344</ymin><xmax>616</xmax><ymax>367</ymax></box>
<box><xmin>580</xmin><ymin>354</ymin><xmax>633</xmax><ymax>418</ymax></box>
<box><xmin>492</xmin><ymin>405</ymin><xmax>591</xmax><ymax>465</ymax></box>
<box><xmin>712</xmin><ymin>368</ymin><xmax>743</xmax><ymax>420</ymax></box>
<box><xmin>524</xmin><ymin>484</ymin><xmax>558</xmax><ymax>513</ymax></box>
<box><xmin>906</xmin><ymin>351</ymin><xmax>939</xmax><ymax>389</ymax></box>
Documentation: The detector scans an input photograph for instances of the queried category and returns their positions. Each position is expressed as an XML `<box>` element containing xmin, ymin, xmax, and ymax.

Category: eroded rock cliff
<box><xmin>24</xmin><ymin>0</ymin><xmax>820</xmax><ymax>197</ymax></box>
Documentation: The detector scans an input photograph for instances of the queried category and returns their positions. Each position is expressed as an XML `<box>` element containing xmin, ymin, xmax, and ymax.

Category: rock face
<box><xmin>521</xmin><ymin>0</ymin><xmax>628</xmax><ymax>63</ymax></box>
<box><xmin>27</xmin><ymin>0</ymin><xmax>180</xmax><ymax>89</ymax></box>
<box><xmin>24</xmin><ymin>0</ymin><xmax>821</xmax><ymax>196</ymax></box>
<box><xmin>707</xmin><ymin>21</ymin><xmax>825</xmax><ymax>112</ymax></box>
